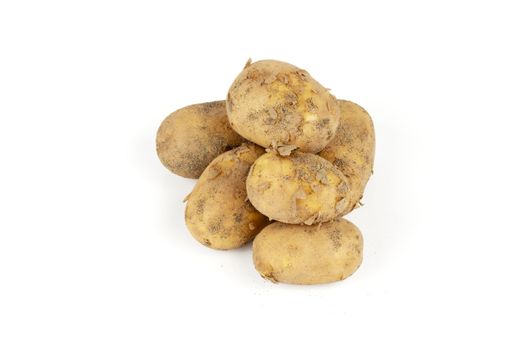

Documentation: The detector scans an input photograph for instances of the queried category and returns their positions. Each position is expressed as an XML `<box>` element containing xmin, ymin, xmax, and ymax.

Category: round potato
<box><xmin>253</xmin><ymin>219</ymin><xmax>363</xmax><ymax>285</ymax></box>
<box><xmin>246</xmin><ymin>152</ymin><xmax>352</xmax><ymax>225</ymax></box>
<box><xmin>319</xmin><ymin>100</ymin><xmax>375</xmax><ymax>214</ymax></box>
<box><xmin>227</xmin><ymin>60</ymin><xmax>340</xmax><ymax>153</ymax></box>
<box><xmin>185</xmin><ymin>143</ymin><xmax>269</xmax><ymax>250</ymax></box>
<box><xmin>156</xmin><ymin>100</ymin><xmax>244</xmax><ymax>178</ymax></box>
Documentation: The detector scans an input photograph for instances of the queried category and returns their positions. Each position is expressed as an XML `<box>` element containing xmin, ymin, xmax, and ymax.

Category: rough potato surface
<box><xmin>185</xmin><ymin>143</ymin><xmax>268</xmax><ymax>250</ymax></box>
<box><xmin>253</xmin><ymin>219</ymin><xmax>363</xmax><ymax>285</ymax></box>
<box><xmin>156</xmin><ymin>101</ymin><xmax>244</xmax><ymax>178</ymax></box>
<box><xmin>227</xmin><ymin>60</ymin><xmax>340</xmax><ymax>153</ymax></box>
<box><xmin>246</xmin><ymin>152</ymin><xmax>351</xmax><ymax>225</ymax></box>
<box><xmin>319</xmin><ymin>100</ymin><xmax>375</xmax><ymax>214</ymax></box>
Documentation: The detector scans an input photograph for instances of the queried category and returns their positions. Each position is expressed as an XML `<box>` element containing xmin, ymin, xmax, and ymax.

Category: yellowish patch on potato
<box><xmin>303</xmin><ymin>113</ymin><xmax>319</xmax><ymax>122</ymax></box>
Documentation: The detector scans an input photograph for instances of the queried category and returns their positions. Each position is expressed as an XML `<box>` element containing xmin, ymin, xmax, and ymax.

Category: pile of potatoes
<box><xmin>156</xmin><ymin>59</ymin><xmax>375</xmax><ymax>285</ymax></box>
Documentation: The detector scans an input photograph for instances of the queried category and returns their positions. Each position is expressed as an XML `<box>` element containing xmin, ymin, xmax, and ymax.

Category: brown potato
<box><xmin>156</xmin><ymin>101</ymin><xmax>244</xmax><ymax>178</ymax></box>
<box><xmin>253</xmin><ymin>219</ymin><xmax>363</xmax><ymax>284</ymax></box>
<box><xmin>227</xmin><ymin>60</ymin><xmax>340</xmax><ymax>153</ymax></box>
<box><xmin>319</xmin><ymin>100</ymin><xmax>375</xmax><ymax>214</ymax></box>
<box><xmin>246</xmin><ymin>152</ymin><xmax>352</xmax><ymax>225</ymax></box>
<box><xmin>185</xmin><ymin>143</ymin><xmax>269</xmax><ymax>250</ymax></box>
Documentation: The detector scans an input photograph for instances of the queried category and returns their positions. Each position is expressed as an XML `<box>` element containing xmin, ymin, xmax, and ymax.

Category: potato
<box><xmin>246</xmin><ymin>151</ymin><xmax>351</xmax><ymax>225</ymax></box>
<box><xmin>253</xmin><ymin>219</ymin><xmax>363</xmax><ymax>284</ymax></box>
<box><xmin>318</xmin><ymin>100</ymin><xmax>375</xmax><ymax>214</ymax></box>
<box><xmin>227</xmin><ymin>60</ymin><xmax>340</xmax><ymax>153</ymax></box>
<box><xmin>156</xmin><ymin>101</ymin><xmax>244</xmax><ymax>178</ymax></box>
<box><xmin>185</xmin><ymin>143</ymin><xmax>269</xmax><ymax>249</ymax></box>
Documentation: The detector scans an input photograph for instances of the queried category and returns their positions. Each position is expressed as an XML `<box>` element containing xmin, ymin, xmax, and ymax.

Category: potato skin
<box><xmin>246</xmin><ymin>152</ymin><xmax>351</xmax><ymax>225</ymax></box>
<box><xmin>253</xmin><ymin>219</ymin><xmax>363</xmax><ymax>285</ymax></box>
<box><xmin>185</xmin><ymin>143</ymin><xmax>269</xmax><ymax>250</ymax></box>
<box><xmin>318</xmin><ymin>100</ymin><xmax>375</xmax><ymax>214</ymax></box>
<box><xmin>227</xmin><ymin>60</ymin><xmax>340</xmax><ymax>153</ymax></box>
<box><xmin>156</xmin><ymin>101</ymin><xmax>244</xmax><ymax>178</ymax></box>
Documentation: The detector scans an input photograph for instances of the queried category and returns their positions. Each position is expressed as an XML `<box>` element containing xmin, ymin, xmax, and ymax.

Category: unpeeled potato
<box><xmin>227</xmin><ymin>60</ymin><xmax>340</xmax><ymax>153</ymax></box>
<box><xmin>319</xmin><ymin>100</ymin><xmax>375</xmax><ymax>213</ymax></box>
<box><xmin>156</xmin><ymin>101</ymin><xmax>244</xmax><ymax>178</ymax></box>
<box><xmin>185</xmin><ymin>143</ymin><xmax>268</xmax><ymax>249</ymax></box>
<box><xmin>253</xmin><ymin>218</ymin><xmax>363</xmax><ymax>284</ymax></box>
<box><xmin>246</xmin><ymin>152</ymin><xmax>352</xmax><ymax>225</ymax></box>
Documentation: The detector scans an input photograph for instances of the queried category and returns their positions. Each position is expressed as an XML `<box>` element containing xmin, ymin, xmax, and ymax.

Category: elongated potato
<box><xmin>253</xmin><ymin>219</ymin><xmax>363</xmax><ymax>284</ymax></box>
<box><xmin>156</xmin><ymin>101</ymin><xmax>244</xmax><ymax>178</ymax></box>
<box><xmin>227</xmin><ymin>60</ymin><xmax>340</xmax><ymax>153</ymax></box>
<box><xmin>318</xmin><ymin>100</ymin><xmax>375</xmax><ymax>214</ymax></box>
<box><xmin>185</xmin><ymin>143</ymin><xmax>268</xmax><ymax>249</ymax></box>
<box><xmin>246</xmin><ymin>152</ymin><xmax>351</xmax><ymax>225</ymax></box>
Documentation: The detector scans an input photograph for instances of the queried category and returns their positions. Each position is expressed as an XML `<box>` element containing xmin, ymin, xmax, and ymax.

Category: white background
<box><xmin>1</xmin><ymin>1</ymin><xmax>524</xmax><ymax>349</ymax></box>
